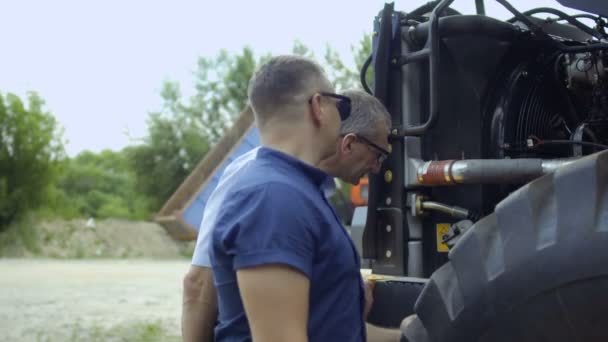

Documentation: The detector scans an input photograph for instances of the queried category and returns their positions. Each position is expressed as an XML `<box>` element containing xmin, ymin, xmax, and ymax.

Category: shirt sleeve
<box><xmin>191</xmin><ymin>207</ymin><xmax>214</xmax><ymax>267</ymax></box>
<box><xmin>214</xmin><ymin>182</ymin><xmax>317</xmax><ymax>278</ymax></box>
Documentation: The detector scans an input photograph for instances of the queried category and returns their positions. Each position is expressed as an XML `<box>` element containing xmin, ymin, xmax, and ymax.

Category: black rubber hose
<box><xmin>560</xmin><ymin>43</ymin><xmax>608</xmax><ymax>52</ymax></box>
<box><xmin>409</xmin><ymin>1</ymin><xmax>461</xmax><ymax>18</ymax></box>
<box><xmin>534</xmin><ymin>140</ymin><xmax>608</xmax><ymax>150</ymax></box>
<box><xmin>362</xmin><ymin>1</ymin><xmax>456</xmax><ymax>95</ymax></box>
<box><xmin>361</xmin><ymin>1</ymin><xmax>457</xmax><ymax>96</ymax></box>
<box><xmin>496</xmin><ymin>0</ymin><xmax>608</xmax><ymax>53</ymax></box>
<box><xmin>372</xmin><ymin>2</ymin><xmax>394</xmax><ymax>105</ymax></box>
<box><xmin>506</xmin><ymin>7</ymin><xmax>604</xmax><ymax>40</ymax></box>
<box><xmin>360</xmin><ymin>54</ymin><xmax>373</xmax><ymax>94</ymax></box>
<box><xmin>497</xmin><ymin>0</ymin><xmax>542</xmax><ymax>30</ymax></box>
<box><xmin>553</xmin><ymin>54</ymin><xmax>581</xmax><ymax>125</ymax></box>
<box><xmin>476</xmin><ymin>0</ymin><xmax>486</xmax><ymax>15</ymax></box>
<box><xmin>570</xmin><ymin>14</ymin><xmax>603</xmax><ymax>21</ymax></box>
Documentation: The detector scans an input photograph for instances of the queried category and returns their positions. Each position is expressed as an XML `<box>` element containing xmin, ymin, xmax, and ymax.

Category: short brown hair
<box><xmin>248</xmin><ymin>55</ymin><xmax>332</xmax><ymax>127</ymax></box>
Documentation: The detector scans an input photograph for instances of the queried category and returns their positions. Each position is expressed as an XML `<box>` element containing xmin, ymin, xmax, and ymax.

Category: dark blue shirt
<box><xmin>210</xmin><ymin>147</ymin><xmax>366</xmax><ymax>342</ymax></box>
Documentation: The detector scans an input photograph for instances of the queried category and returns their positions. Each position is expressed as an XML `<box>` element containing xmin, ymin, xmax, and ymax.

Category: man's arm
<box><xmin>366</xmin><ymin>323</ymin><xmax>402</xmax><ymax>342</ymax></box>
<box><xmin>364</xmin><ymin>279</ymin><xmax>404</xmax><ymax>342</ymax></box>
<box><xmin>182</xmin><ymin>265</ymin><xmax>218</xmax><ymax>342</ymax></box>
<box><xmin>237</xmin><ymin>264</ymin><xmax>309</xmax><ymax>342</ymax></box>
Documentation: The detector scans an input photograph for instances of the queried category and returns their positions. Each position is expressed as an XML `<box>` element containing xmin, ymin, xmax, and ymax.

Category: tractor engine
<box><xmin>363</xmin><ymin>1</ymin><xmax>608</xmax><ymax>277</ymax></box>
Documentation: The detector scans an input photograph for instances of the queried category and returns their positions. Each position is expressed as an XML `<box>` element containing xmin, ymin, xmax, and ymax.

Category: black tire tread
<box><xmin>405</xmin><ymin>151</ymin><xmax>608</xmax><ymax>341</ymax></box>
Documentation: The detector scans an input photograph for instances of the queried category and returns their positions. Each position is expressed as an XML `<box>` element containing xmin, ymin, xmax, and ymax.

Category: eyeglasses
<box><xmin>308</xmin><ymin>92</ymin><xmax>351</xmax><ymax>121</ymax></box>
<box><xmin>356</xmin><ymin>135</ymin><xmax>390</xmax><ymax>164</ymax></box>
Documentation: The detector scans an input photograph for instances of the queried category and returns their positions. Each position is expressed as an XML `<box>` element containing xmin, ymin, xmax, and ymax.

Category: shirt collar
<box><xmin>321</xmin><ymin>176</ymin><xmax>337</xmax><ymax>198</ymax></box>
<box><xmin>258</xmin><ymin>147</ymin><xmax>329</xmax><ymax>187</ymax></box>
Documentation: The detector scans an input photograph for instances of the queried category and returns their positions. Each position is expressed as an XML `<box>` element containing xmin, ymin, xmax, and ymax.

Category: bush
<box><xmin>0</xmin><ymin>92</ymin><xmax>65</xmax><ymax>231</ymax></box>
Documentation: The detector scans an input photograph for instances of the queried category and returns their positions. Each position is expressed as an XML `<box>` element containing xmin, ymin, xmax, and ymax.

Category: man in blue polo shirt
<box><xmin>182</xmin><ymin>88</ymin><xmax>398</xmax><ymax>342</ymax></box>
<box><xmin>209</xmin><ymin>56</ymin><xmax>372</xmax><ymax>342</ymax></box>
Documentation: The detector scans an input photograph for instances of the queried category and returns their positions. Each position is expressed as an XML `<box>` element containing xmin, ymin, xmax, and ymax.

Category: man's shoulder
<box><xmin>219</xmin><ymin>147</ymin><xmax>260</xmax><ymax>182</ymax></box>
<box><xmin>221</xmin><ymin>174</ymin><xmax>319</xmax><ymax>221</ymax></box>
<box><xmin>231</xmin><ymin>147</ymin><xmax>260</xmax><ymax>168</ymax></box>
<box><xmin>228</xmin><ymin>176</ymin><xmax>303</xmax><ymax>202</ymax></box>
<box><xmin>218</xmin><ymin>153</ymin><xmax>328</xmax><ymax>223</ymax></box>
<box><xmin>228</xmin><ymin>155</ymin><xmax>292</xmax><ymax>189</ymax></box>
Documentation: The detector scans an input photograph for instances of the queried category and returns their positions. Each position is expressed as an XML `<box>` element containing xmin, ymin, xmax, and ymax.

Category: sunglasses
<box><xmin>355</xmin><ymin>135</ymin><xmax>390</xmax><ymax>164</ymax></box>
<box><xmin>308</xmin><ymin>92</ymin><xmax>351</xmax><ymax>121</ymax></box>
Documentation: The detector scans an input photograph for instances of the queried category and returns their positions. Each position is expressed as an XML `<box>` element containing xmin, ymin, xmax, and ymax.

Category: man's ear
<box><xmin>341</xmin><ymin>134</ymin><xmax>356</xmax><ymax>154</ymax></box>
<box><xmin>309</xmin><ymin>93</ymin><xmax>323</xmax><ymax>128</ymax></box>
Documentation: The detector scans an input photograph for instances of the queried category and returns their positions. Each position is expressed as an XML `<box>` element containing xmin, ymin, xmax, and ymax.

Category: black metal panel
<box><xmin>363</xmin><ymin>3</ymin><xmax>393</xmax><ymax>261</ymax></box>
<box><xmin>416</xmin><ymin>29</ymin><xmax>518</xmax><ymax>275</ymax></box>
<box><xmin>364</xmin><ymin>6</ymin><xmax>409</xmax><ymax>276</ymax></box>
<box><xmin>372</xmin><ymin>207</ymin><xmax>406</xmax><ymax>275</ymax></box>
<box><xmin>367</xmin><ymin>4</ymin><xmax>569</xmax><ymax>277</ymax></box>
<box><xmin>367</xmin><ymin>279</ymin><xmax>427</xmax><ymax>328</ymax></box>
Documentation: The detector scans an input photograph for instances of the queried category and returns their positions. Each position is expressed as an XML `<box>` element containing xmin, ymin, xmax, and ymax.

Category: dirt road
<box><xmin>0</xmin><ymin>259</ymin><xmax>190</xmax><ymax>341</ymax></box>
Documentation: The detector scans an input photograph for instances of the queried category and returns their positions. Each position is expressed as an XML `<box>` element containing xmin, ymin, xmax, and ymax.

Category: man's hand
<box><xmin>182</xmin><ymin>265</ymin><xmax>217</xmax><ymax>342</ymax></box>
<box><xmin>364</xmin><ymin>278</ymin><xmax>375</xmax><ymax>321</ymax></box>
<box><xmin>400</xmin><ymin>314</ymin><xmax>417</xmax><ymax>331</ymax></box>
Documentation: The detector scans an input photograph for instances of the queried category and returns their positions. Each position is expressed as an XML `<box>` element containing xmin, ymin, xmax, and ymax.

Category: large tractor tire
<box><xmin>403</xmin><ymin>150</ymin><xmax>608</xmax><ymax>341</ymax></box>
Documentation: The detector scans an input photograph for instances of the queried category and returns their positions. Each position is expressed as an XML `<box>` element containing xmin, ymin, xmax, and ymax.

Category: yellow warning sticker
<box><xmin>436</xmin><ymin>223</ymin><xmax>450</xmax><ymax>253</ymax></box>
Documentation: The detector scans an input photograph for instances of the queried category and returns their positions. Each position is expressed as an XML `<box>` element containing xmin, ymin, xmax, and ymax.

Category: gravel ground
<box><xmin>0</xmin><ymin>259</ymin><xmax>190</xmax><ymax>341</ymax></box>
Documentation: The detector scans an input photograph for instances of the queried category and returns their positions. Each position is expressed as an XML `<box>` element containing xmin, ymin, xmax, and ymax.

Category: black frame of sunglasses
<box><xmin>355</xmin><ymin>134</ymin><xmax>390</xmax><ymax>164</ymax></box>
<box><xmin>308</xmin><ymin>92</ymin><xmax>351</xmax><ymax>121</ymax></box>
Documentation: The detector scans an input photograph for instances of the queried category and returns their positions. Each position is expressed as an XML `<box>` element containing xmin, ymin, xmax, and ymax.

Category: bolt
<box><xmin>384</xmin><ymin>170</ymin><xmax>393</xmax><ymax>183</ymax></box>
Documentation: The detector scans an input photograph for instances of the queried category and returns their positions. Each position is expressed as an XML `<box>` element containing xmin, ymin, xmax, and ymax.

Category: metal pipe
<box><xmin>401</xmin><ymin>0</ymin><xmax>455</xmax><ymax>136</ymax></box>
<box><xmin>416</xmin><ymin>158</ymin><xmax>578</xmax><ymax>186</ymax></box>
<box><xmin>420</xmin><ymin>201</ymin><xmax>470</xmax><ymax>219</ymax></box>
<box><xmin>540</xmin><ymin>159</ymin><xmax>579</xmax><ymax>174</ymax></box>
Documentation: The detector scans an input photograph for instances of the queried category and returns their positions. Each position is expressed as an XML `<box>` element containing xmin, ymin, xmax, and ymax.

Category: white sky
<box><xmin>0</xmin><ymin>0</ymin><xmax>586</xmax><ymax>156</ymax></box>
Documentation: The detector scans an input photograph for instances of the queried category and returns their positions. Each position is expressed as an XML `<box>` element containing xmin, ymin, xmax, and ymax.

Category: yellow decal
<box><xmin>436</xmin><ymin>223</ymin><xmax>450</xmax><ymax>252</ymax></box>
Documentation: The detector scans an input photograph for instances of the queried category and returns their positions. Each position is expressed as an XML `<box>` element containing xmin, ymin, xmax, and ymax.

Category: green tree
<box><xmin>132</xmin><ymin>37</ymin><xmax>373</xmax><ymax>213</ymax></box>
<box><xmin>189</xmin><ymin>46</ymin><xmax>259</xmax><ymax>142</ymax></box>
<box><xmin>0</xmin><ymin>92</ymin><xmax>65</xmax><ymax>230</ymax></box>
<box><xmin>130</xmin><ymin>47</ymin><xmax>261</xmax><ymax>211</ymax></box>
<box><xmin>292</xmin><ymin>39</ymin><xmax>315</xmax><ymax>59</ymax></box>
<box><xmin>324</xmin><ymin>33</ymin><xmax>373</xmax><ymax>91</ymax></box>
<box><xmin>127</xmin><ymin>82</ymin><xmax>210</xmax><ymax>211</ymax></box>
<box><xmin>55</xmin><ymin>149</ymin><xmax>151</xmax><ymax>220</ymax></box>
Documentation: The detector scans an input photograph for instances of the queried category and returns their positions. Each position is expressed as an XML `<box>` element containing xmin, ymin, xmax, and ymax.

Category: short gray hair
<box><xmin>340</xmin><ymin>89</ymin><xmax>392</xmax><ymax>137</ymax></box>
<box><xmin>248</xmin><ymin>55</ymin><xmax>332</xmax><ymax>127</ymax></box>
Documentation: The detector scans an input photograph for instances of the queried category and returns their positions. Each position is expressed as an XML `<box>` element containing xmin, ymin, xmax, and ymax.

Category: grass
<box><xmin>34</xmin><ymin>320</ymin><xmax>180</xmax><ymax>342</ymax></box>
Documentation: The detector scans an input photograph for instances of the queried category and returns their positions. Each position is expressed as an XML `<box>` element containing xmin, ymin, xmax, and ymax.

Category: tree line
<box><xmin>0</xmin><ymin>36</ymin><xmax>372</xmax><ymax>231</ymax></box>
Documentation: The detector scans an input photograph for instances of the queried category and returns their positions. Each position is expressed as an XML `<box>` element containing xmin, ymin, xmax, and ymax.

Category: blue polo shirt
<box><xmin>210</xmin><ymin>147</ymin><xmax>366</xmax><ymax>342</ymax></box>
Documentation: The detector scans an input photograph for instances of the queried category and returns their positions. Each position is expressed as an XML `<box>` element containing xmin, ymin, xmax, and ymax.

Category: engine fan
<box><xmin>488</xmin><ymin>51</ymin><xmax>608</xmax><ymax>160</ymax></box>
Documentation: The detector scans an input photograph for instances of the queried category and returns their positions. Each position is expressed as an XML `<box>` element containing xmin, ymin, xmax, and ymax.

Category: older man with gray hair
<box><xmin>318</xmin><ymin>89</ymin><xmax>391</xmax><ymax>186</ymax></box>
<box><xmin>182</xmin><ymin>58</ymin><xmax>396</xmax><ymax>340</ymax></box>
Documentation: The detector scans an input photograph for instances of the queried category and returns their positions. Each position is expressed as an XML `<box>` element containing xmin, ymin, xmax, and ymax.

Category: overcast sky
<box><xmin>0</xmin><ymin>0</ymin><xmax>586</xmax><ymax>156</ymax></box>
